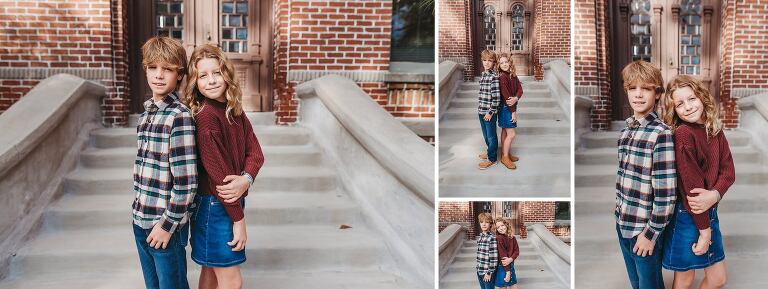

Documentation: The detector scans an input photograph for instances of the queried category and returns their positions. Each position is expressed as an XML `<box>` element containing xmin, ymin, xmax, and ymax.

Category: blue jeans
<box><xmin>478</xmin><ymin>113</ymin><xmax>498</xmax><ymax>162</ymax></box>
<box><xmin>133</xmin><ymin>223</ymin><xmax>190</xmax><ymax>289</ymax></box>
<box><xmin>477</xmin><ymin>271</ymin><xmax>495</xmax><ymax>289</ymax></box>
<box><xmin>617</xmin><ymin>225</ymin><xmax>665</xmax><ymax>289</ymax></box>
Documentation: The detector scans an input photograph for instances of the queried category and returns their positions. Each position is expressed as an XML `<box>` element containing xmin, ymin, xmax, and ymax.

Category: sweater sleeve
<box><xmin>499</xmin><ymin>74</ymin><xmax>512</xmax><ymax>101</ymax></box>
<box><xmin>496</xmin><ymin>236</ymin><xmax>510</xmax><ymax>271</ymax></box>
<box><xmin>515</xmin><ymin>77</ymin><xmax>523</xmax><ymax>98</ymax></box>
<box><xmin>196</xmin><ymin>114</ymin><xmax>245</xmax><ymax>222</ymax></box>
<box><xmin>675</xmin><ymin>128</ymin><xmax>710</xmax><ymax>230</ymax></box>
<box><xmin>241</xmin><ymin>115</ymin><xmax>265</xmax><ymax>179</ymax></box>
<box><xmin>510</xmin><ymin>236</ymin><xmax>520</xmax><ymax>261</ymax></box>
<box><xmin>712</xmin><ymin>133</ymin><xmax>735</xmax><ymax>198</ymax></box>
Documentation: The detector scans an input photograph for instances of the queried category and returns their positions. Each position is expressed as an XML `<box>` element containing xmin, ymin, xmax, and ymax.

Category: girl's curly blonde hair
<box><xmin>495</xmin><ymin>52</ymin><xmax>517</xmax><ymax>77</ymax></box>
<box><xmin>661</xmin><ymin>74</ymin><xmax>722</xmax><ymax>137</ymax></box>
<box><xmin>184</xmin><ymin>44</ymin><xmax>243</xmax><ymax>122</ymax></box>
<box><xmin>494</xmin><ymin>218</ymin><xmax>514</xmax><ymax>237</ymax></box>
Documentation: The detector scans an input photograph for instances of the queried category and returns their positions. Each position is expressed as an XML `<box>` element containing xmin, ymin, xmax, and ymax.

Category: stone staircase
<box><xmin>0</xmin><ymin>119</ymin><xmax>422</xmax><ymax>288</ymax></box>
<box><xmin>575</xmin><ymin>128</ymin><xmax>768</xmax><ymax>288</ymax></box>
<box><xmin>440</xmin><ymin>238</ymin><xmax>566</xmax><ymax>289</ymax></box>
<box><xmin>439</xmin><ymin>77</ymin><xmax>570</xmax><ymax>197</ymax></box>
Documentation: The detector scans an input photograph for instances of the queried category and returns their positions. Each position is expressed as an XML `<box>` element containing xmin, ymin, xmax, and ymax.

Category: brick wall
<box><xmin>0</xmin><ymin>0</ymin><xmax>129</xmax><ymax>126</ymax></box>
<box><xmin>437</xmin><ymin>0</ymin><xmax>473</xmax><ymax>79</ymax></box>
<box><xmin>439</xmin><ymin>201</ymin><xmax>571</xmax><ymax>240</ymax></box>
<box><xmin>532</xmin><ymin>0</ymin><xmax>571</xmax><ymax>80</ymax></box>
<box><xmin>574</xmin><ymin>0</ymin><xmax>611</xmax><ymax>131</ymax></box>
<box><xmin>438</xmin><ymin>201</ymin><xmax>474</xmax><ymax>237</ymax></box>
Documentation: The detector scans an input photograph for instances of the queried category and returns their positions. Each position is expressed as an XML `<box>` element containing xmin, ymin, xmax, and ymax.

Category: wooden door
<box><xmin>610</xmin><ymin>0</ymin><xmax>720</xmax><ymax>121</ymax></box>
<box><xmin>497</xmin><ymin>0</ymin><xmax>533</xmax><ymax>76</ymax></box>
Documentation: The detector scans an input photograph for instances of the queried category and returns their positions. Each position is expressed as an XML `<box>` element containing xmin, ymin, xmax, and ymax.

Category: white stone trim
<box><xmin>0</xmin><ymin>68</ymin><xmax>113</xmax><ymax>80</ymax></box>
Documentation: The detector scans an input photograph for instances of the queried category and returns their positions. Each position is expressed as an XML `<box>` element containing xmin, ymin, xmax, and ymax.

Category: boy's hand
<box><xmin>228</xmin><ymin>219</ymin><xmax>247</xmax><ymax>251</ymax></box>
<box><xmin>692</xmin><ymin>228</ymin><xmax>712</xmax><ymax>256</ymax></box>
<box><xmin>217</xmin><ymin>175</ymin><xmax>250</xmax><ymax>203</ymax></box>
<box><xmin>506</xmin><ymin>97</ymin><xmax>518</xmax><ymax>106</ymax></box>
<box><xmin>501</xmin><ymin>257</ymin><xmax>512</xmax><ymax>266</ymax></box>
<box><xmin>483</xmin><ymin>273</ymin><xmax>492</xmax><ymax>282</ymax></box>
<box><xmin>511</xmin><ymin>112</ymin><xmax>517</xmax><ymax>122</ymax></box>
<box><xmin>146</xmin><ymin>222</ymin><xmax>172</xmax><ymax>249</ymax></box>
<box><xmin>483</xmin><ymin>113</ymin><xmax>492</xmax><ymax>121</ymax></box>
<box><xmin>504</xmin><ymin>272</ymin><xmax>511</xmax><ymax>282</ymax></box>
<box><xmin>632</xmin><ymin>233</ymin><xmax>656</xmax><ymax>257</ymax></box>
<box><xmin>689</xmin><ymin>188</ymin><xmax>719</xmax><ymax>214</ymax></box>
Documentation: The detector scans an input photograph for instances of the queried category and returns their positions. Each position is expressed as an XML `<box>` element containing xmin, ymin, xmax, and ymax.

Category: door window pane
<box><xmin>220</xmin><ymin>1</ymin><xmax>249</xmax><ymax>53</ymax></box>
<box><xmin>155</xmin><ymin>0</ymin><xmax>184</xmax><ymax>42</ymax></box>
<box><xmin>510</xmin><ymin>4</ymin><xmax>524</xmax><ymax>51</ymax></box>
<box><xmin>630</xmin><ymin>0</ymin><xmax>652</xmax><ymax>62</ymax></box>
<box><xmin>483</xmin><ymin>5</ymin><xmax>496</xmax><ymax>51</ymax></box>
<box><xmin>680</xmin><ymin>0</ymin><xmax>702</xmax><ymax>75</ymax></box>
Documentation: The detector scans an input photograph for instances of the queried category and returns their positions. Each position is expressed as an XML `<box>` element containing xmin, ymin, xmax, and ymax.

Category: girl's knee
<box><xmin>709</xmin><ymin>272</ymin><xmax>727</xmax><ymax>288</ymax></box>
<box><xmin>674</xmin><ymin>271</ymin><xmax>695</xmax><ymax>287</ymax></box>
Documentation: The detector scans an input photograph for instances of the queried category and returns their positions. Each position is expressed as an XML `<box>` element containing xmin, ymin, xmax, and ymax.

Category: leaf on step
<box><xmin>339</xmin><ymin>224</ymin><xmax>352</xmax><ymax>229</ymax></box>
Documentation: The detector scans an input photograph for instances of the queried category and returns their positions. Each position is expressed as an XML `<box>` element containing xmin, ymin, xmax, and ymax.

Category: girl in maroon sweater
<box><xmin>184</xmin><ymin>44</ymin><xmax>265</xmax><ymax>289</ymax></box>
<box><xmin>494</xmin><ymin>218</ymin><xmax>520</xmax><ymax>289</ymax></box>
<box><xmin>661</xmin><ymin>75</ymin><xmax>734</xmax><ymax>289</ymax></box>
<box><xmin>496</xmin><ymin>53</ymin><xmax>523</xmax><ymax>170</ymax></box>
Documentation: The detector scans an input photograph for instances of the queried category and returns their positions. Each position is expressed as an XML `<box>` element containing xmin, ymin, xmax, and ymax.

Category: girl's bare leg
<box><xmin>673</xmin><ymin>270</ymin><xmax>696</xmax><ymax>289</ymax></box>
<box><xmin>199</xmin><ymin>266</ymin><xmax>218</xmax><ymax>289</ymax></box>
<box><xmin>212</xmin><ymin>266</ymin><xmax>243</xmax><ymax>289</ymax></box>
<box><xmin>699</xmin><ymin>261</ymin><xmax>727</xmax><ymax>289</ymax></box>
<box><xmin>500</xmin><ymin>129</ymin><xmax>508</xmax><ymax>159</ymax></box>
<box><xmin>503</xmin><ymin>128</ymin><xmax>516</xmax><ymax>161</ymax></box>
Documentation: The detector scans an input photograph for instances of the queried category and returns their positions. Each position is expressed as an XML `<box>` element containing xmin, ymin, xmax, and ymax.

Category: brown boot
<box><xmin>501</xmin><ymin>156</ymin><xmax>517</xmax><ymax>169</ymax></box>
<box><xmin>478</xmin><ymin>152</ymin><xmax>488</xmax><ymax>160</ymax></box>
<box><xmin>478</xmin><ymin>160</ymin><xmax>496</xmax><ymax>170</ymax></box>
<box><xmin>509</xmin><ymin>155</ymin><xmax>520</xmax><ymax>162</ymax></box>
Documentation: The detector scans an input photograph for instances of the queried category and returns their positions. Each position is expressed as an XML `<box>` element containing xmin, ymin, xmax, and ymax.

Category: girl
<box><xmin>185</xmin><ymin>44</ymin><xmax>265</xmax><ymax>289</ymax></box>
<box><xmin>496</xmin><ymin>53</ymin><xmax>523</xmax><ymax>170</ymax></box>
<box><xmin>494</xmin><ymin>218</ymin><xmax>520</xmax><ymax>289</ymax></box>
<box><xmin>661</xmin><ymin>75</ymin><xmax>735</xmax><ymax>289</ymax></box>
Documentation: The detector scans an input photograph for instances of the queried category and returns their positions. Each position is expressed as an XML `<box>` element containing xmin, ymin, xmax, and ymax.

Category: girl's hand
<box><xmin>692</xmin><ymin>228</ymin><xmax>712</xmax><ymax>256</ymax></box>
<box><xmin>217</xmin><ymin>175</ymin><xmax>250</xmax><ymax>203</ymax></box>
<box><xmin>505</xmin><ymin>271</ymin><xmax>511</xmax><ymax>282</ymax></box>
<box><xmin>229</xmin><ymin>219</ymin><xmax>247</xmax><ymax>251</ymax></box>
<box><xmin>688</xmin><ymin>188</ymin><xmax>720</xmax><ymax>214</ymax></box>
<box><xmin>511</xmin><ymin>112</ymin><xmax>517</xmax><ymax>122</ymax></box>
<box><xmin>506</xmin><ymin>97</ymin><xmax>518</xmax><ymax>106</ymax></box>
<box><xmin>501</xmin><ymin>257</ymin><xmax>512</xmax><ymax>266</ymax></box>
<box><xmin>484</xmin><ymin>113</ymin><xmax>493</xmax><ymax>121</ymax></box>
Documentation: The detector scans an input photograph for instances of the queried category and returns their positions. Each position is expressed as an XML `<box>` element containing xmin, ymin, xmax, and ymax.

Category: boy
<box><xmin>476</xmin><ymin>213</ymin><xmax>498</xmax><ymax>289</ymax></box>
<box><xmin>132</xmin><ymin>36</ymin><xmax>197</xmax><ymax>289</ymax></box>
<box><xmin>615</xmin><ymin>60</ymin><xmax>677</xmax><ymax>289</ymax></box>
<box><xmin>477</xmin><ymin>49</ymin><xmax>501</xmax><ymax>169</ymax></box>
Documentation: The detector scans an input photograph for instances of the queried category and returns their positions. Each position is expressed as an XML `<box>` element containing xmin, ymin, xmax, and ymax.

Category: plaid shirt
<box><xmin>615</xmin><ymin>112</ymin><xmax>677</xmax><ymax>242</ymax></box>
<box><xmin>478</xmin><ymin>70</ymin><xmax>501</xmax><ymax>115</ymax></box>
<box><xmin>132</xmin><ymin>92</ymin><xmax>197</xmax><ymax>234</ymax></box>
<box><xmin>475</xmin><ymin>231</ymin><xmax>498</xmax><ymax>276</ymax></box>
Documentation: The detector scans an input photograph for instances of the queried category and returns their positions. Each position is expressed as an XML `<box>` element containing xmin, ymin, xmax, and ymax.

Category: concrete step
<box><xmin>576</xmin><ymin>145</ymin><xmax>762</xmax><ymax>165</ymax></box>
<box><xmin>80</xmin><ymin>145</ymin><xmax>324</xmax><ymax>169</ymax></box>
<box><xmin>10</xmin><ymin>225</ymin><xmax>385</xmax><ymax>275</ymax></box>
<box><xmin>440</xmin><ymin>134</ymin><xmax>571</xmax><ymax>156</ymax></box>
<box><xmin>91</xmin><ymin>126</ymin><xmax>314</xmax><ymax>149</ymax></box>
<box><xmin>449</xmin><ymin>98</ymin><xmax>560</xmax><ymax>109</ymax></box>
<box><xmin>44</xmin><ymin>191</ymin><xmax>361</xmax><ymax>229</ymax></box>
<box><xmin>245</xmin><ymin>111</ymin><xmax>276</xmax><ymax>126</ymax></box>
<box><xmin>452</xmin><ymin>252</ymin><xmax>541</xmax><ymax>263</ymax></box>
<box><xmin>440</xmin><ymin>267</ymin><xmax>563</xmax><ymax>289</ymax></box>
<box><xmin>460</xmin><ymin>79</ymin><xmax>544</xmax><ymax>91</ymax></box>
<box><xmin>440</xmin><ymin>119</ymin><xmax>569</xmax><ymax>136</ymax></box>
<box><xmin>454</xmin><ymin>88</ymin><xmax>552</xmax><ymax>99</ymax></box>
<box><xmin>91</xmin><ymin>128</ymin><xmax>136</xmax><ymax>149</ymax></box>
<box><xmin>576</xmin><ymin>184</ymin><xmax>768</xmax><ymax>216</ymax></box>
<box><xmin>575</xmin><ymin>163</ymin><xmax>768</xmax><ymax>187</ymax></box>
<box><xmin>446</xmin><ymin>259</ymin><xmax>547</xmax><ymax>274</ymax></box>
<box><xmin>442</xmin><ymin>107</ymin><xmax>566</xmax><ymax>121</ymax></box>
<box><xmin>579</xmin><ymin>129</ymin><xmax>753</xmax><ymax>149</ymax></box>
<box><xmin>64</xmin><ymin>166</ymin><xmax>338</xmax><ymax>195</ymax></box>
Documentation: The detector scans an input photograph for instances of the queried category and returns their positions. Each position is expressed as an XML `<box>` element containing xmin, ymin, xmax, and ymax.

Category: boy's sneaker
<box><xmin>478</xmin><ymin>160</ymin><xmax>496</xmax><ymax>170</ymax></box>
<box><xmin>501</xmin><ymin>156</ymin><xmax>517</xmax><ymax>170</ymax></box>
<box><xmin>478</xmin><ymin>153</ymin><xmax>488</xmax><ymax>160</ymax></box>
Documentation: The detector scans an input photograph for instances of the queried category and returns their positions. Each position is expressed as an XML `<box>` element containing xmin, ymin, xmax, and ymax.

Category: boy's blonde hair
<box><xmin>477</xmin><ymin>213</ymin><xmax>493</xmax><ymax>226</ymax></box>
<box><xmin>481</xmin><ymin>49</ymin><xmax>497</xmax><ymax>63</ymax></box>
<box><xmin>662</xmin><ymin>75</ymin><xmax>722</xmax><ymax>137</ymax></box>
<box><xmin>141</xmin><ymin>37</ymin><xmax>187</xmax><ymax>78</ymax></box>
<box><xmin>184</xmin><ymin>44</ymin><xmax>244</xmax><ymax>122</ymax></box>
<box><xmin>621</xmin><ymin>60</ymin><xmax>664</xmax><ymax>95</ymax></box>
<box><xmin>496</xmin><ymin>52</ymin><xmax>516</xmax><ymax>77</ymax></box>
<box><xmin>495</xmin><ymin>218</ymin><xmax>513</xmax><ymax>237</ymax></box>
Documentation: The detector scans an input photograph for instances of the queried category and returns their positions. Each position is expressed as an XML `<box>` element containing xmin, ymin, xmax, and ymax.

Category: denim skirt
<box><xmin>498</xmin><ymin>105</ymin><xmax>518</xmax><ymax>128</ymax></box>
<box><xmin>662</xmin><ymin>202</ymin><xmax>725</xmax><ymax>271</ymax></box>
<box><xmin>190</xmin><ymin>194</ymin><xmax>246</xmax><ymax>267</ymax></box>
<box><xmin>494</xmin><ymin>263</ymin><xmax>518</xmax><ymax>287</ymax></box>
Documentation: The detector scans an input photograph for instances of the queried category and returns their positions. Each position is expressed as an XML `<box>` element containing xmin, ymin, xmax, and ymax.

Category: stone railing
<box><xmin>527</xmin><ymin>223</ymin><xmax>571</xmax><ymax>287</ymax></box>
<box><xmin>0</xmin><ymin>74</ymin><xmax>104</xmax><ymax>279</ymax></box>
<box><xmin>438</xmin><ymin>224</ymin><xmax>467</xmax><ymax>279</ymax></box>
<box><xmin>737</xmin><ymin>94</ymin><xmax>768</xmax><ymax>161</ymax></box>
<box><xmin>543</xmin><ymin>60</ymin><xmax>571</xmax><ymax>119</ymax></box>
<box><xmin>438</xmin><ymin>61</ymin><xmax>464</xmax><ymax>119</ymax></box>
<box><xmin>296</xmin><ymin>74</ymin><xmax>435</xmax><ymax>288</ymax></box>
<box><xmin>575</xmin><ymin>95</ymin><xmax>594</xmax><ymax>148</ymax></box>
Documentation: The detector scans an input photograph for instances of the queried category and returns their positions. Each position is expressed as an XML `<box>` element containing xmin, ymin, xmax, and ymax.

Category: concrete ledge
<box><xmin>0</xmin><ymin>74</ymin><xmax>104</xmax><ymax>279</ymax></box>
<box><xmin>399</xmin><ymin>118</ymin><xmax>434</xmax><ymax>137</ymax></box>
<box><xmin>296</xmin><ymin>74</ymin><xmax>435</xmax><ymax>288</ymax></box>
<box><xmin>439</xmin><ymin>61</ymin><xmax>464</xmax><ymax>120</ymax></box>
<box><xmin>543</xmin><ymin>60</ymin><xmax>571</xmax><ymax>119</ymax></box>
<box><xmin>439</xmin><ymin>224</ymin><xmax>467</xmax><ymax>279</ymax></box>
<box><xmin>527</xmin><ymin>223</ymin><xmax>571</xmax><ymax>287</ymax></box>
<box><xmin>575</xmin><ymin>94</ymin><xmax>594</xmax><ymax>148</ymax></box>
<box><xmin>737</xmin><ymin>94</ymin><xmax>768</xmax><ymax>161</ymax></box>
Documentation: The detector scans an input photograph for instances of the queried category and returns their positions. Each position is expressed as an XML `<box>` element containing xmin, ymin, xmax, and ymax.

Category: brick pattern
<box><xmin>574</xmin><ymin>0</ymin><xmax>611</xmax><ymax>130</ymax></box>
<box><xmin>438</xmin><ymin>201</ymin><xmax>571</xmax><ymax>240</ymax></box>
<box><xmin>0</xmin><ymin>0</ymin><xmax>130</xmax><ymax>126</ymax></box>
<box><xmin>385</xmin><ymin>83</ymin><xmax>435</xmax><ymax>118</ymax></box>
<box><xmin>438</xmin><ymin>0</ymin><xmax>474</xmax><ymax>79</ymax></box>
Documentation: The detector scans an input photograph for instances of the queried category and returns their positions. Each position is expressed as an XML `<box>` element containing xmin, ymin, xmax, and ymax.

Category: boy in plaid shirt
<box><xmin>476</xmin><ymin>213</ymin><xmax>498</xmax><ymax>289</ymax></box>
<box><xmin>132</xmin><ymin>37</ymin><xmax>197</xmax><ymax>289</ymax></box>
<box><xmin>615</xmin><ymin>61</ymin><xmax>677</xmax><ymax>289</ymax></box>
<box><xmin>477</xmin><ymin>49</ymin><xmax>501</xmax><ymax>169</ymax></box>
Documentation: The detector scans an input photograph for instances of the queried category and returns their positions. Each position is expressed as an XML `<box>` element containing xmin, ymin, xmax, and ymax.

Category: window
<box><xmin>156</xmin><ymin>0</ymin><xmax>184</xmax><ymax>41</ymax></box>
<box><xmin>630</xmin><ymin>0</ymin><xmax>652</xmax><ymax>62</ymax></box>
<box><xmin>483</xmin><ymin>5</ymin><xmax>497</xmax><ymax>51</ymax></box>
<box><xmin>679</xmin><ymin>0</ymin><xmax>702</xmax><ymax>75</ymax></box>
<box><xmin>555</xmin><ymin>202</ymin><xmax>570</xmax><ymax>221</ymax></box>
<box><xmin>220</xmin><ymin>1</ymin><xmax>249</xmax><ymax>53</ymax></box>
<box><xmin>510</xmin><ymin>3</ymin><xmax>524</xmax><ymax>51</ymax></box>
<box><xmin>391</xmin><ymin>0</ymin><xmax>435</xmax><ymax>63</ymax></box>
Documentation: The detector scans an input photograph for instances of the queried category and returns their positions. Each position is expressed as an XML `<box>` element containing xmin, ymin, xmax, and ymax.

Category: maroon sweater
<box><xmin>674</xmin><ymin>123</ymin><xmax>735</xmax><ymax>230</ymax></box>
<box><xmin>196</xmin><ymin>98</ymin><xmax>264</xmax><ymax>222</ymax></box>
<box><xmin>499</xmin><ymin>71</ymin><xmax>523</xmax><ymax>113</ymax></box>
<box><xmin>496</xmin><ymin>234</ymin><xmax>520</xmax><ymax>271</ymax></box>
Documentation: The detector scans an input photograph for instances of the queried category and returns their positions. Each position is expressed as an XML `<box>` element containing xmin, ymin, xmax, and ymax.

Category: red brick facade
<box><xmin>576</xmin><ymin>0</ymin><xmax>768</xmax><ymax>130</ymax></box>
<box><xmin>438</xmin><ymin>201</ymin><xmax>571</xmax><ymax>240</ymax></box>
<box><xmin>437</xmin><ymin>0</ymin><xmax>473</xmax><ymax>79</ymax></box>
<box><xmin>2</xmin><ymin>0</ymin><xmax>434</xmax><ymax>127</ymax></box>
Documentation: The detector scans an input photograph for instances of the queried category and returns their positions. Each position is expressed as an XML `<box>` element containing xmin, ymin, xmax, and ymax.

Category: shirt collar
<box><xmin>625</xmin><ymin>111</ymin><xmax>659</xmax><ymax>129</ymax></box>
<box><xmin>143</xmin><ymin>92</ymin><xmax>179</xmax><ymax>112</ymax></box>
